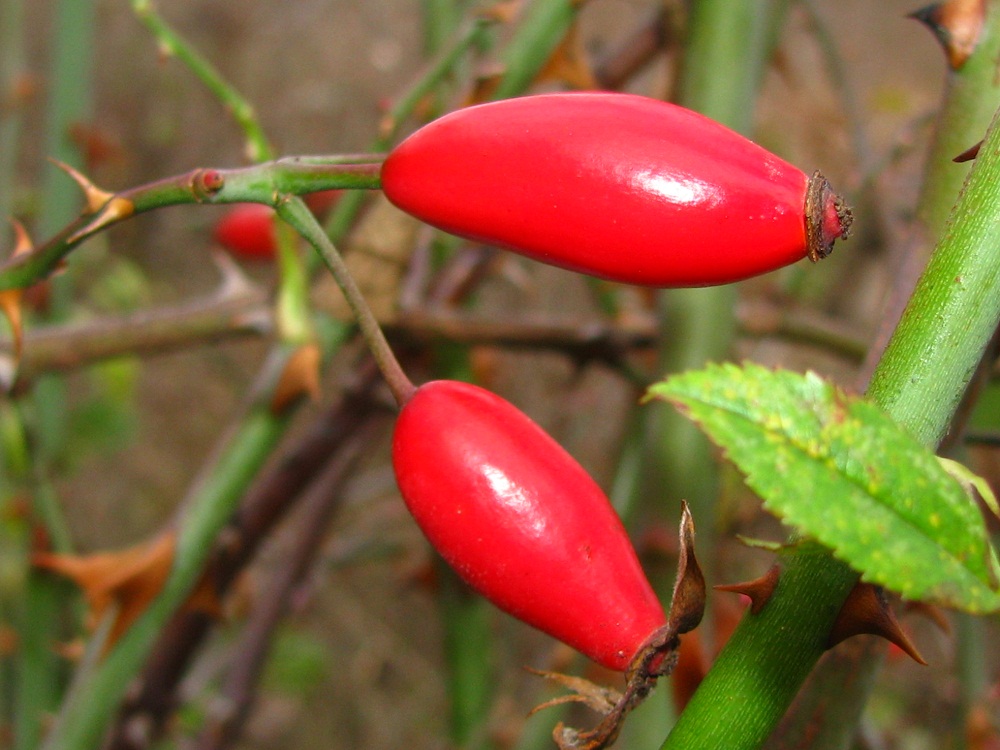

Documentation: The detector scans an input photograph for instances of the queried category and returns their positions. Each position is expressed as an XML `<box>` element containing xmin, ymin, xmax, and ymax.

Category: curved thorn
<box><xmin>48</xmin><ymin>157</ymin><xmax>115</xmax><ymax>213</ymax></box>
<box><xmin>909</xmin><ymin>0</ymin><xmax>986</xmax><ymax>70</ymax></box>
<box><xmin>715</xmin><ymin>563</ymin><xmax>781</xmax><ymax>615</ymax></box>
<box><xmin>827</xmin><ymin>582</ymin><xmax>927</xmax><ymax>665</ymax></box>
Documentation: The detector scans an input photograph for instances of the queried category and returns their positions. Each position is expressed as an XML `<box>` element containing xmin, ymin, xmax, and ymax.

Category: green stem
<box><xmin>765</xmin><ymin>5</ymin><xmax>1000</xmax><ymax>747</ymax></box>
<box><xmin>0</xmin><ymin>0</ymin><xmax>26</xmax><ymax>223</ymax></box>
<box><xmin>131</xmin><ymin>0</ymin><xmax>272</xmax><ymax>162</ymax></box>
<box><xmin>865</xmin><ymin>119</ymin><xmax>1000</xmax><ymax>446</ymax></box>
<box><xmin>916</xmin><ymin>1</ymin><xmax>1000</xmax><ymax>237</ymax></box>
<box><xmin>439</xmin><ymin>561</ymin><xmax>494</xmax><ymax>749</ymax></box>
<box><xmin>662</xmin><ymin>101</ymin><xmax>1000</xmax><ymax>750</ymax></box>
<box><xmin>40</xmin><ymin>345</ymin><xmax>304</xmax><ymax>750</ymax></box>
<box><xmin>0</xmin><ymin>157</ymin><xmax>383</xmax><ymax>292</ymax></box>
<box><xmin>490</xmin><ymin>0</ymin><xmax>580</xmax><ymax>101</ymax></box>
<box><xmin>421</xmin><ymin>0</ymin><xmax>466</xmax><ymax>57</ymax></box>
<box><xmin>379</xmin><ymin>16</ymin><xmax>493</xmax><ymax>142</ymax></box>
<box><xmin>275</xmin><ymin>198</ymin><xmax>415</xmax><ymax>406</ymax></box>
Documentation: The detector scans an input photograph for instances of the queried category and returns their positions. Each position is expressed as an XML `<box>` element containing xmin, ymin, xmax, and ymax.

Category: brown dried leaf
<box><xmin>536</xmin><ymin>25</ymin><xmax>598</xmax><ymax>89</ymax></box>
<box><xmin>0</xmin><ymin>220</ymin><xmax>33</xmax><ymax>368</ymax></box>
<box><xmin>33</xmin><ymin>530</ymin><xmax>177</xmax><ymax>650</ymax></box>
<box><xmin>271</xmin><ymin>343</ymin><xmax>322</xmax><ymax>414</ymax></box>
<box><xmin>480</xmin><ymin>0</ymin><xmax>523</xmax><ymax>23</ymax></box>
<box><xmin>68</xmin><ymin>122</ymin><xmax>127</xmax><ymax>172</ymax></box>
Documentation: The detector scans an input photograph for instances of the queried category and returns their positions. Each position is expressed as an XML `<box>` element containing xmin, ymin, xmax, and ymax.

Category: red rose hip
<box><xmin>213</xmin><ymin>203</ymin><xmax>278</xmax><ymax>261</ymax></box>
<box><xmin>381</xmin><ymin>92</ymin><xmax>852</xmax><ymax>287</ymax></box>
<box><xmin>213</xmin><ymin>191</ymin><xmax>341</xmax><ymax>261</ymax></box>
<box><xmin>392</xmin><ymin>380</ymin><xmax>666</xmax><ymax>671</ymax></box>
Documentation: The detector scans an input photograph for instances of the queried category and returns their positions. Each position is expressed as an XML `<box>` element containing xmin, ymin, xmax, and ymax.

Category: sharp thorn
<box><xmin>953</xmin><ymin>139</ymin><xmax>982</xmax><ymax>162</ymax></box>
<box><xmin>827</xmin><ymin>582</ymin><xmax>927</xmax><ymax>665</ymax></box>
<box><xmin>715</xmin><ymin>563</ymin><xmax>781</xmax><ymax>615</ymax></box>
<box><xmin>48</xmin><ymin>157</ymin><xmax>114</xmax><ymax>213</ymax></box>
<box><xmin>8</xmin><ymin>218</ymin><xmax>33</xmax><ymax>257</ymax></box>
<box><xmin>909</xmin><ymin>0</ymin><xmax>985</xmax><ymax>70</ymax></box>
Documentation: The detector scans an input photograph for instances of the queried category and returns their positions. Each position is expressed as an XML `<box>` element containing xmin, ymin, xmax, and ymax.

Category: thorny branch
<box><xmin>104</xmin><ymin>362</ymin><xmax>391</xmax><ymax>750</ymax></box>
<box><xmin>2</xmin><ymin>292</ymin><xmax>867</xmax><ymax>392</ymax></box>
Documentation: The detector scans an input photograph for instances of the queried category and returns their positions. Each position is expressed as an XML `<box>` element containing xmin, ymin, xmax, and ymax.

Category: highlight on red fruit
<box><xmin>391</xmin><ymin>379</ymin><xmax>666</xmax><ymax>671</ymax></box>
<box><xmin>381</xmin><ymin>92</ymin><xmax>852</xmax><ymax>287</ymax></box>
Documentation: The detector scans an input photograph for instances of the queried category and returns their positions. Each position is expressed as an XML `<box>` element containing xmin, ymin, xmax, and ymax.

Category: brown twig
<box><xmin>2</xmin><ymin>292</ymin><xmax>868</xmax><ymax>392</ymax></box>
<box><xmin>1</xmin><ymin>255</ymin><xmax>270</xmax><ymax>390</ymax></box>
<box><xmin>592</xmin><ymin>3</ymin><xmax>680</xmax><ymax>91</ymax></box>
<box><xmin>193</xmin><ymin>415</ymin><xmax>383</xmax><ymax>750</ymax></box>
<box><xmin>104</xmin><ymin>361</ymin><xmax>390</xmax><ymax>750</ymax></box>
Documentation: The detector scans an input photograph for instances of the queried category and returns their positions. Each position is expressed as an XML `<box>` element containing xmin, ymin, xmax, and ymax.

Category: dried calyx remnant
<box><xmin>534</xmin><ymin>504</ymin><xmax>706</xmax><ymax>750</ymax></box>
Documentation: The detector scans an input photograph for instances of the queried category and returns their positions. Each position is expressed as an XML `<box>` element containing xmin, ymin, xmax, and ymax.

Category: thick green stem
<box><xmin>917</xmin><ymin>2</ymin><xmax>1000</xmax><ymax>237</ymax></box>
<box><xmin>767</xmin><ymin>5</ymin><xmax>1000</xmax><ymax>747</ymax></box>
<box><xmin>662</xmin><ymin>102</ymin><xmax>1000</xmax><ymax>750</ymax></box>
<box><xmin>865</xmin><ymin>119</ymin><xmax>1000</xmax><ymax>447</ymax></box>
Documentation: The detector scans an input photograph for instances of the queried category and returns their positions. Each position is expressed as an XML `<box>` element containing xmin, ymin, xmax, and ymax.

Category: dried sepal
<box><xmin>715</xmin><ymin>563</ymin><xmax>781</xmax><ymax>615</ymax></box>
<box><xmin>526</xmin><ymin>669</ymin><xmax>622</xmax><ymax>716</ymax></box>
<box><xmin>536</xmin><ymin>503</ymin><xmax>706</xmax><ymax>750</ymax></box>
<box><xmin>827</xmin><ymin>582</ymin><xmax>927</xmax><ymax>665</ymax></box>
<box><xmin>666</xmin><ymin>501</ymin><xmax>706</xmax><ymax>635</ymax></box>
<box><xmin>910</xmin><ymin>0</ymin><xmax>986</xmax><ymax>70</ymax></box>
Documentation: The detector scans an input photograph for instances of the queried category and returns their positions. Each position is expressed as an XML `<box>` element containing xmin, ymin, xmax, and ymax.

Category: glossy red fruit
<box><xmin>213</xmin><ymin>204</ymin><xmax>278</xmax><ymax>261</ymax></box>
<box><xmin>381</xmin><ymin>92</ymin><xmax>852</xmax><ymax>287</ymax></box>
<box><xmin>392</xmin><ymin>380</ymin><xmax>666</xmax><ymax>671</ymax></box>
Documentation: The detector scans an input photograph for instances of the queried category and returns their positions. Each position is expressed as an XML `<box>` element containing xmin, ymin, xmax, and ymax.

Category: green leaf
<box><xmin>646</xmin><ymin>362</ymin><xmax>1000</xmax><ymax>614</ymax></box>
<box><xmin>938</xmin><ymin>456</ymin><xmax>1000</xmax><ymax>519</ymax></box>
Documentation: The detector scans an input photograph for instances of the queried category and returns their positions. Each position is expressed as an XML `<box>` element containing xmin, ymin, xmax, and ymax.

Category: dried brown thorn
<box><xmin>909</xmin><ymin>0</ymin><xmax>986</xmax><ymax>70</ymax></box>
<box><xmin>715</xmin><ymin>563</ymin><xmax>781</xmax><ymax>615</ymax></box>
<box><xmin>953</xmin><ymin>139</ymin><xmax>982</xmax><ymax>162</ymax></box>
<box><xmin>827</xmin><ymin>582</ymin><xmax>927</xmax><ymax>665</ymax></box>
